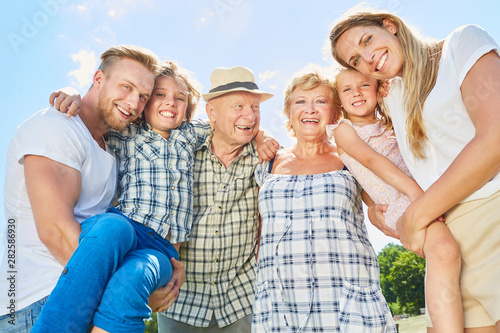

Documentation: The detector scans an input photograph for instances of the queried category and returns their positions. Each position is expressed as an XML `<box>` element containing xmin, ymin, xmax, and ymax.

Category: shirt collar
<box><xmin>200</xmin><ymin>133</ymin><xmax>258</xmax><ymax>158</ymax></box>
<box><xmin>136</xmin><ymin>120</ymin><xmax>190</xmax><ymax>142</ymax></box>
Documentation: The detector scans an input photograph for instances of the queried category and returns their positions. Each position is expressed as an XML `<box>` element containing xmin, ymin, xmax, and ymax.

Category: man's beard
<box><xmin>97</xmin><ymin>93</ymin><xmax>134</xmax><ymax>131</ymax></box>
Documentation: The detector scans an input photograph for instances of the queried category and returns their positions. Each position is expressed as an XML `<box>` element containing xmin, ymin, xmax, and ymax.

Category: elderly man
<box><xmin>0</xmin><ymin>45</ymin><xmax>160</xmax><ymax>332</ymax></box>
<box><xmin>158</xmin><ymin>66</ymin><xmax>273</xmax><ymax>332</ymax></box>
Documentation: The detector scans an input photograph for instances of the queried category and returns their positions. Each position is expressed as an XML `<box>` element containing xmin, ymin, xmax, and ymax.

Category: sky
<box><xmin>1</xmin><ymin>0</ymin><xmax>499</xmax><ymax>254</ymax></box>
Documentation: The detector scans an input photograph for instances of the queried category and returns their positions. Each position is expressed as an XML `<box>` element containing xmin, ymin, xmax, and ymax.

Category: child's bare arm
<box><xmin>49</xmin><ymin>87</ymin><xmax>81</xmax><ymax>117</ymax></box>
<box><xmin>334</xmin><ymin>123</ymin><xmax>422</xmax><ymax>201</ymax></box>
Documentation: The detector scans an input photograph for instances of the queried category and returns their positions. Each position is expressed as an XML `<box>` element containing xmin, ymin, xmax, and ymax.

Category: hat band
<box><xmin>209</xmin><ymin>81</ymin><xmax>260</xmax><ymax>93</ymax></box>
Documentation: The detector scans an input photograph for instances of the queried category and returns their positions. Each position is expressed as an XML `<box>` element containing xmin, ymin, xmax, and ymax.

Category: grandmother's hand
<box><xmin>148</xmin><ymin>258</ymin><xmax>185</xmax><ymax>312</ymax></box>
<box><xmin>367</xmin><ymin>203</ymin><xmax>399</xmax><ymax>239</ymax></box>
<box><xmin>50</xmin><ymin>87</ymin><xmax>81</xmax><ymax>118</ymax></box>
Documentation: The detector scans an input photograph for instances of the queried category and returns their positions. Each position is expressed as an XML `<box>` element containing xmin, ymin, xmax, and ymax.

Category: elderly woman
<box><xmin>330</xmin><ymin>9</ymin><xmax>500</xmax><ymax>333</ymax></box>
<box><xmin>251</xmin><ymin>72</ymin><xmax>396</xmax><ymax>332</ymax></box>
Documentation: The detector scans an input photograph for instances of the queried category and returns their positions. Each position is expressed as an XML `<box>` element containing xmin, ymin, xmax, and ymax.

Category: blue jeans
<box><xmin>0</xmin><ymin>296</ymin><xmax>49</xmax><ymax>333</ymax></box>
<box><xmin>31</xmin><ymin>207</ymin><xmax>178</xmax><ymax>333</ymax></box>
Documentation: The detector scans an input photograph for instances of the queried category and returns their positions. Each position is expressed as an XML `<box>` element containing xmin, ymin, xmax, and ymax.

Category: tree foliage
<box><xmin>377</xmin><ymin>243</ymin><xmax>425</xmax><ymax>315</ymax></box>
<box><xmin>144</xmin><ymin>312</ymin><xmax>158</xmax><ymax>333</ymax></box>
<box><xmin>377</xmin><ymin>243</ymin><xmax>404</xmax><ymax>304</ymax></box>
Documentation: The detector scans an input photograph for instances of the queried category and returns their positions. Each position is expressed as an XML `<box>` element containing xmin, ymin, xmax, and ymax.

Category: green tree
<box><xmin>388</xmin><ymin>250</ymin><xmax>425</xmax><ymax>315</ymax></box>
<box><xmin>377</xmin><ymin>243</ymin><xmax>405</xmax><ymax>304</ymax></box>
<box><xmin>144</xmin><ymin>312</ymin><xmax>158</xmax><ymax>333</ymax></box>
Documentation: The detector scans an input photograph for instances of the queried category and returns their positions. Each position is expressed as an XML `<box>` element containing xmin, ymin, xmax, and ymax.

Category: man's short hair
<box><xmin>98</xmin><ymin>45</ymin><xmax>161</xmax><ymax>77</ymax></box>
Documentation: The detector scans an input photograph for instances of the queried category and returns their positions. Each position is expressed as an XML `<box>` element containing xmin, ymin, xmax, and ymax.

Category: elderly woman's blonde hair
<box><xmin>282</xmin><ymin>72</ymin><xmax>340</xmax><ymax>137</ymax></box>
<box><xmin>154</xmin><ymin>61</ymin><xmax>201</xmax><ymax>122</ymax></box>
<box><xmin>330</xmin><ymin>8</ymin><xmax>441</xmax><ymax>158</ymax></box>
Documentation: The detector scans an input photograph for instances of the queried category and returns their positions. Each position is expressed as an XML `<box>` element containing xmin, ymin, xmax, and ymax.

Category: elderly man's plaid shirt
<box><xmin>166</xmin><ymin>136</ymin><xmax>260</xmax><ymax>327</ymax></box>
<box><xmin>107</xmin><ymin>120</ymin><xmax>211</xmax><ymax>243</ymax></box>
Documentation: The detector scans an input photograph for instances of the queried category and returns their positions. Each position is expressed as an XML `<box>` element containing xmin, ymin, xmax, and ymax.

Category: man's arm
<box><xmin>254</xmin><ymin>130</ymin><xmax>279</xmax><ymax>164</ymax></box>
<box><xmin>148</xmin><ymin>258</ymin><xmax>185</xmax><ymax>312</ymax></box>
<box><xmin>24</xmin><ymin>155</ymin><xmax>82</xmax><ymax>266</ymax></box>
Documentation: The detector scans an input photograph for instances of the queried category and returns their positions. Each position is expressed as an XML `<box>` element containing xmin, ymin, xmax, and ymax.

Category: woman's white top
<box><xmin>384</xmin><ymin>25</ymin><xmax>500</xmax><ymax>202</ymax></box>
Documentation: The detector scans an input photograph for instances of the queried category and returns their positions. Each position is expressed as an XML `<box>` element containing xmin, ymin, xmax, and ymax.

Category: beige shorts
<box><xmin>426</xmin><ymin>189</ymin><xmax>500</xmax><ymax>328</ymax></box>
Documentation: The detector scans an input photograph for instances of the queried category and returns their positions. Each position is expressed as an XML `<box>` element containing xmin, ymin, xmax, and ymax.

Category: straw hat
<box><xmin>202</xmin><ymin>66</ymin><xmax>273</xmax><ymax>102</ymax></box>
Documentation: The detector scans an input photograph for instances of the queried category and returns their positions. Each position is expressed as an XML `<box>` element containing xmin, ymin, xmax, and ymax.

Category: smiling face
<box><xmin>288</xmin><ymin>85</ymin><xmax>336</xmax><ymax>140</ymax></box>
<box><xmin>143</xmin><ymin>75</ymin><xmax>188</xmax><ymax>139</ymax></box>
<box><xmin>207</xmin><ymin>91</ymin><xmax>261</xmax><ymax>148</ymax></box>
<box><xmin>95</xmin><ymin>57</ymin><xmax>155</xmax><ymax>131</ymax></box>
<box><xmin>336</xmin><ymin>20</ymin><xmax>404</xmax><ymax>80</ymax></box>
<box><xmin>336</xmin><ymin>69</ymin><xmax>379</xmax><ymax>124</ymax></box>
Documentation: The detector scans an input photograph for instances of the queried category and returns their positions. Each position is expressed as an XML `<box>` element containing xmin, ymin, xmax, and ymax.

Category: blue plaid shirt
<box><xmin>165</xmin><ymin>135</ymin><xmax>260</xmax><ymax>327</ymax></box>
<box><xmin>107</xmin><ymin>119</ymin><xmax>212</xmax><ymax>243</ymax></box>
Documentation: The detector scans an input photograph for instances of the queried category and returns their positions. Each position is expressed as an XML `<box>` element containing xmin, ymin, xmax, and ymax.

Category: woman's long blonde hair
<box><xmin>330</xmin><ymin>9</ymin><xmax>441</xmax><ymax>158</ymax></box>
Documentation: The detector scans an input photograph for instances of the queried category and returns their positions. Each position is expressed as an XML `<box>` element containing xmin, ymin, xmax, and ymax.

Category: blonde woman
<box><xmin>330</xmin><ymin>8</ymin><xmax>500</xmax><ymax>333</ymax></box>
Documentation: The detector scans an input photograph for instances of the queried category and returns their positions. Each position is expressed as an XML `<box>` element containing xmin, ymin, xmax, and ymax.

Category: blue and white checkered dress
<box><xmin>252</xmin><ymin>162</ymin><xmax>396</xmax><ymax>332</ymax></box>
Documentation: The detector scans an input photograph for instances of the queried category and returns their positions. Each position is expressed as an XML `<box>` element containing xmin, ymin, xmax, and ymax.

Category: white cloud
<box><xmin>77</xmin><ymin>3</ymin><xmax>90</xmax><ymax>12</ymax></box>
<box><xmin>68</xmin><ymin>49</ymin><xmax>97</xmax><ymax>89</ymax></box>
<box><xmin>258</xmin><ymin>70</ymin><xmax>278</xmax><ymax>83</ymax></box>
<box><xmin>196</xmin><ymin>9</ymin><xmax>214</xmax><ymax>29</ymax></box>
<box><xmin>292</xmin><ymin>62</ymin><xmax>340</xmax><ymax>80</ymax></box>
<box><xmin>92</xmin><ymin>25</ymin><xmax>116</xmax><ymax>45</ymax></box>
<box><xmin>269</xmin><ymin>85</ymin><xmax>278</xmax><ymax>90</ymax></box>
<box><xmin>215</xmin><ymin>2</ymin><xmax>252</xmax><ymax>43</ymax></box>
<box><xmin>73</xmin><ymin>0</ymin><xmax>153</xmax><ymax>19</ymax></box>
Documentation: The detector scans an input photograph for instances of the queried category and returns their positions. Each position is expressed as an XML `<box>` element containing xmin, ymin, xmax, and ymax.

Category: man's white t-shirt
<box><xmin>1</xmin><ymin>108</ymin><xmax>118</xmax><ymax>313</ymax></box>
<box><xmin>385</xmin><ymin>25</ymin><xmax>500</xmax><ymax>202</ymax></box>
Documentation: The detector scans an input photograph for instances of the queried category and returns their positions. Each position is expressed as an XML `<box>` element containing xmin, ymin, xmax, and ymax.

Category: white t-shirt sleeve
<box><xmin>448</xmin><ymin>24</ymin><xmax>500</xmax><ymax>85</ymax></box>
<box><xmin>13</xmin><ymin>108</ymin><xmax>89</xmax><ymax>172</ymax></box>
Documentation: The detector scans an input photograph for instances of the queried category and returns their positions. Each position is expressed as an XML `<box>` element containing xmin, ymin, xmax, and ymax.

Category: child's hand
<box><xmin>255</xmin><ymin>131</ymin><xmax>280</xmax><ymax>164</ymax></box>
<box><xmin>367</xmin><ymin>203</ymin><xmax>400</xmax><ymax>239</ymax></box>
<box><xmin>49</xmin><ymin>87</ymin><xmax>81</xmax><ymax>118</ymax></box>
<box><xmin>378</xmin><ymin>80</ymin><xmax>390</xmax><ymax>97</ymax></box>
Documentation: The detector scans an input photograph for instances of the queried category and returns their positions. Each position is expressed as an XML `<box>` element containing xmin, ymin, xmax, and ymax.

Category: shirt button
<box><xmin>217</xmin><ymin>206</ymin><xmax>222</xmax><ymax>211</ymax></box>
<box><xmin>148</xmin><ymin>231</ymin><xmax>154</xmax><ymax>236</ymax></box>
<box><xmin>214</xmin><ymin>258</ymin><xmax>218</xmax><ymax>262</ymax></box>
<box><xmin>221</xmin><ymin>185</ymin><xmax>226</xmax><ymax>189</ymax></box>
<box><xmin>169</xmin><ymin>143</ymin><xmax>172</xmax><ymax>147</ymax></box>
<box><xmin>171</xmin><ymin>186</ymin><xmax>175</xmax><ymax>190</ymax></box>
<box><xmin>169</xmin><ymin>166</ymin><xmax>173</xmax><ymax>169</ymax></box>
<box><xmin>62</xmin><ymin>268</ymin><xmax>68</xmax><ymax>275</ymax></box>
<box><xmin>218</xmin><ymin>163</ymin><xmax>222</xmax><ymax>168</ymax></box>
<box><xmin>215</xmin><ymin>231</ymin><xmax>219</xmax><ymax>236</ymax></box>
<box><xmin>171</xmin><ymin>212</ymin><xmax>174</xmax><ymax>215</ymax></box>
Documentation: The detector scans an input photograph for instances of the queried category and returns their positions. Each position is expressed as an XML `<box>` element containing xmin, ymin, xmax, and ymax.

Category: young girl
<box><xmin>328</xmin><ymin>68</ymin><xmax>463</xmax><ymax>332</ymax></box>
